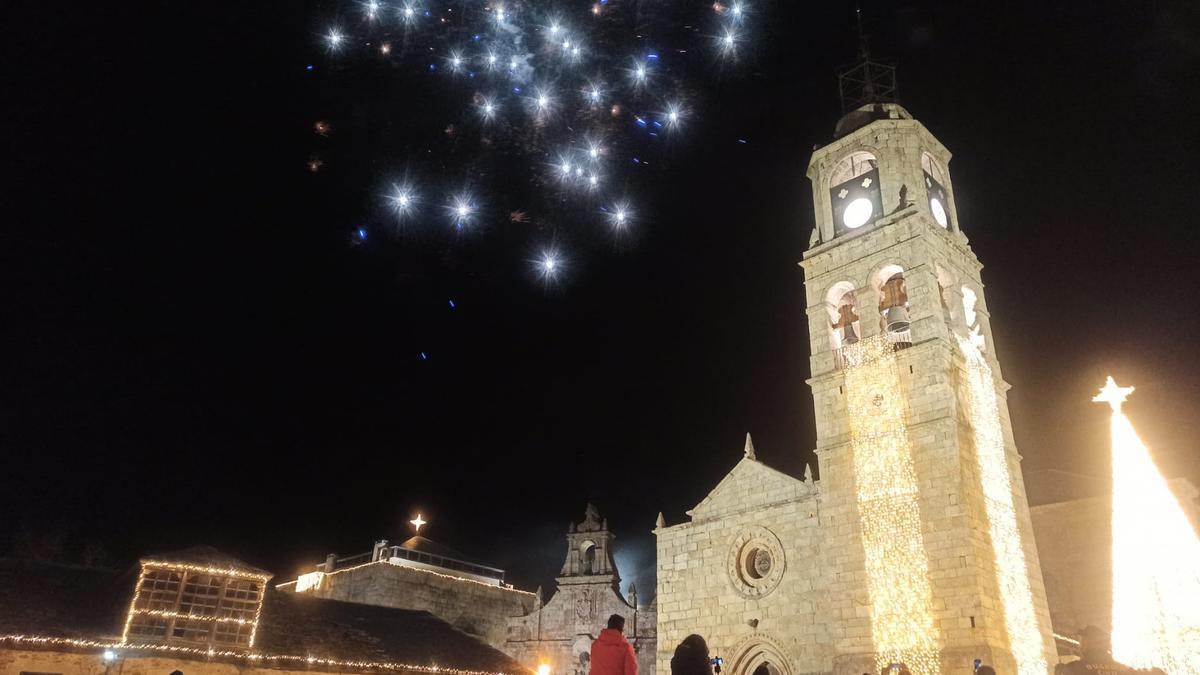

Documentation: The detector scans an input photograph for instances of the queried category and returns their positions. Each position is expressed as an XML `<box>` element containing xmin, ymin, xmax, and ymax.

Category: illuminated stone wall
<box><xmin>292</xmin><ymin>561</ymin><xmax>536</xmax><ymax>649</ymax></box>
<box><xmin>505</xmin><ymin>586</ymin><xmax>655</xmax><ymax>675</ymax></box>
<box><xmin>654</xmin><ymin>457</ymin><xmax>828</xmax><ymax>675</ymax></box>
<box><xmin>798</xmin><ymin>106</ymin><xmax>1056</xmax><ymax>675</ymax></box>
<box><xmin>506</xmin><ymin>507</ymin><xmax>655</xmax><ymax>675</ymax></box>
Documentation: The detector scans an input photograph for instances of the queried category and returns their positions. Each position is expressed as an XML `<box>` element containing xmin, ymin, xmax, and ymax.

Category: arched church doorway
<box><xmin>727</xmin><ymin>635</ymin><xmax>792</xmax><ymax>675</ymax></box>
<box><xmin>745</xmin><ymin>660</ymin><xmax>783</xmax><ymax>675</ymax></box>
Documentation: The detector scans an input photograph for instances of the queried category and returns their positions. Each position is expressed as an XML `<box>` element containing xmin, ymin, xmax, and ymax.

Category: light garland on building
<box><xmin>120</xmin><ymin>560</ymin><xmax>272</xmax><ymax>647</ymax></box>
<box><xmin>959</xmin><ymin>338</ymin><xmax>1048</xmax><ymax>675</ymax></box>
<box><xmin>0</xmin><ymin>634</ymin><xmax>523</xmax><ymax>675</ymax></box>
<box><xmin>278</xmin><ymin>559</ymin><xmax>537</xmax><ymax>597</ymax></box>
<box><xmin>842</xmin><ymin>336</ymin><xmax>940</xmax><ymax>675</ymax></box>
<box><xmin>1096</xmin><ymin>377</ymin><xmax>1200</xmax><ymax>674</ymax></box>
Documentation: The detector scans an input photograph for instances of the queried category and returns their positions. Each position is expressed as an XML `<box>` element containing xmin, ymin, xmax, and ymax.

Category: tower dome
<box><xmin>834</xmin><ymin>102</ymin><xmax>913</xmax><ymax>139</ymax></box>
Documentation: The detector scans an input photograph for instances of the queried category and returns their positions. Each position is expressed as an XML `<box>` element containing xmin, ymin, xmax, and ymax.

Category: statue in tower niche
<box><xmin>505</xmin><ymin>506</ymin><xmax>655</xmax><ymax>675</ymax></box>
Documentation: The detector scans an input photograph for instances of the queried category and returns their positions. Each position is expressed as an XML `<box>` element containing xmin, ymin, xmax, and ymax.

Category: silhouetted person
<box><xmin>590</xmin><ymin>614</ymin><xmax>638</xmax><ymax>675</ymax></box>
<box><xmin>670</xmin><ymin>634</ymin><xmax>713</xmax><ymax>675</ymax></box>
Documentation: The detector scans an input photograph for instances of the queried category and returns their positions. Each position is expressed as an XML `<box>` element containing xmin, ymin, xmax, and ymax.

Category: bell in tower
<box><xmin>832</xmin><ymin>291</ymin><xmax>861</xmax><ymax>345</ymax></box>
<box><xmin>878</xmin><ymin>273</ymin><xmax>911</xmax><ymax>335</ymax></box>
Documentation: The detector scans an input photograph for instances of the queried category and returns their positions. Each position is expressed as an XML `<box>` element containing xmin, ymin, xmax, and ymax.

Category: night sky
<box><xmin>3</xmin><ymin>0</ymin><xmax>1199</xmax><ymax>598</ymax></box>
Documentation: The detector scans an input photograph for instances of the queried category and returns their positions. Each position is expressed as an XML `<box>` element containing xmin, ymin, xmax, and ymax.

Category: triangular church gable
<box><xmin>689</xmin><ymin>457</ymin><xmax>813</xmax><ymax>523</ymax></box>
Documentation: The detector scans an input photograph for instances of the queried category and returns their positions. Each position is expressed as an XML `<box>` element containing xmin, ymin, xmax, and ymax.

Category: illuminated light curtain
<box><xmin>1101</xmin><ymin>382</ymin><xmax>1200</xmax><ymax>674</ymax></box>
<box><xmin>959</xmin><ymin>338</ymin><xmax>1049</xmax><ymax>675</ymax></box>
<box><xmin>843</xmin><ymin>336</ymin><xmax>941</xmax><ymax>675</ymax></box>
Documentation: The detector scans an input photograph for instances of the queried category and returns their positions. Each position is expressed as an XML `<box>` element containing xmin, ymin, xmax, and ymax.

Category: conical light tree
<box><xmin>1095</xmin><ymin>377</ymin><xmax>1200</xmax><ymax>673</ymax></box>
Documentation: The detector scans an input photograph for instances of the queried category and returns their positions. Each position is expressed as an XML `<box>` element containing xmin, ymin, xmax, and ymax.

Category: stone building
<box><xmin>1029</xmin><ymin>477</ymin><xmax>1200</xmax><ymax>642</ymax></box>
<box><xmin>655</xmin><ymin>65</ymin><xmax>1057</xmax><ymax>674</ymax></box>
<box><xmin>278</xmin><ymin>534</ymin><xmax>537</xmax><ymax>649</ymax></box>
<box><xmin>0</xmin><ymin>546</ymin><xmax>525</xmax><ymax>675</ymax></box>
<box><xmin>507</xmin><ymin>505</ymin><xmax>656</xmax><ymax>675</ymax></box>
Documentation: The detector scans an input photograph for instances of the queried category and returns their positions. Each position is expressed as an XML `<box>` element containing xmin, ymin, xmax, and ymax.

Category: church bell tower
<box><xmin>801</xmin><ymin>74</ymin><xmax>1057</xmax><ymax>673</ymax></box>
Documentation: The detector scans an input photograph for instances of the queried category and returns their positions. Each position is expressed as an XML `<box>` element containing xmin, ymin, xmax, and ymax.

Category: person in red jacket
<box><xmin>590</xmin><ymin>614</ymin><xmax>638</xmax><ymax>675</ymax></box>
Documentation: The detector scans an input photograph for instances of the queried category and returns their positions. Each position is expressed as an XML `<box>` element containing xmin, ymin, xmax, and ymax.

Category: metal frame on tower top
<box><xmin>837</xmin><ymin>7</ymin><xmax>898</xmax><ymax>113</ymax></box>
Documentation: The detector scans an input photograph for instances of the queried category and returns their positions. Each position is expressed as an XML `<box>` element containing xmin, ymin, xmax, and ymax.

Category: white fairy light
<box><xmin>842</xmin><ymin>336</ymin><xmax>941</xmax><ymax>675</ymax></box>
<box><xmin>960</xmin><ymin>337</ymin><xmax>1049</xmax><ymax>675</ymax></box>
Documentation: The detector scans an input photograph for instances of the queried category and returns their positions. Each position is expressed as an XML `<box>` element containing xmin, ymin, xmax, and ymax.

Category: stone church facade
<box><xmin>656</xmin><ymin>96</ymin><xmax>1057</xmax><ymax>675</ymax></box>
<box><xmin>507</xmin><ymin>505</ymin><xmax>656</xmax><ymax>675</ymax></box>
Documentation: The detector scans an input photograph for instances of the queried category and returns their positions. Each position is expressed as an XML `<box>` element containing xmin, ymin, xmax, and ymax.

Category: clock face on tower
<box><xmin>830</xmin><ymin>164</ymin><xmax>883</xmax><ymax>237</ymax></box>
<box><xmin>921</xmin><ymin>153</ymin><xmax>951</xmax><ymax>229</ymax></box>
<box><xmin>925</xmin><ymin>171</ymin><xmax>950</xmax><ymax>228</ymax></box>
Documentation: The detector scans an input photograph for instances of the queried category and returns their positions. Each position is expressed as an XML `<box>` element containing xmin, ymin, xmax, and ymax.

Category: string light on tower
<box><xmin>959</xmin><ymin>337</ymin><xmax>1049</xmax><ymax>675</ymax></box>
<box><xmin>1097</xmin><ymin>376</ymin><xmax>1200</xmax><ymax>674</ymax></box>
<box><xmin>842</xmin><ymin>335</ymin><xmax>940</xmax><ymax>675</ymax></box>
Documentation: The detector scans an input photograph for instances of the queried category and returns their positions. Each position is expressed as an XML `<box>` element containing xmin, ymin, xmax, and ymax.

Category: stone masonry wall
<box><xmin>299</xmin><ymin>561</ymin><xmax>537</xmax><ymax>649</ymax></box>
<box><xmin>655</xmin><ymin>458</ymin><xmax>828</xmax><ymax>675</ymax></box>
<box><xmin>506</xmin><ymin>589</ymin><xmax>655</xmax><ymax>675</ymax></box>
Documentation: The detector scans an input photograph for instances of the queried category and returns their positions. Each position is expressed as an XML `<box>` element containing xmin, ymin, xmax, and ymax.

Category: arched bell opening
<box><xmin>961</xmin><ymin>285</ymin><xmax>987</xmax><ymax>352</ymax></box>
<box><xmin>580</xmin><ymin>541</ymin><xmax>597</xmax><ymax>574</ymax></box>
<box><xmin>825</xmin><ymin>281</ymin><xmax>861</xmax><ymax>367</ymax></box>
<box><xmin>873</xmin><ymin>264</ymin><xmax>912</xmax><ymax>350</ymax></box>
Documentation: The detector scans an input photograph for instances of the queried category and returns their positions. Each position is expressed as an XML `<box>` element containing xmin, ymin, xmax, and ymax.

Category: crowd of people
<box><xmin>586</xmin><ymin>614</ymin><xmax>1159</xmax><ymax>675</ymax></box>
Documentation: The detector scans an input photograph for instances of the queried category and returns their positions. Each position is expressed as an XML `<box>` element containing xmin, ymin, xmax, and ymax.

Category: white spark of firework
<box><xmin>485</xmin><ymin>51</ymin><xmax>499</xmax><ymax>69</ymax></box>
<box><xmin>448</xmin><ymin>50</ymin><xmax>464</xmax><ymax>71</ymax></box>
<box><xmin>325</xmin><ymin>28</ymin><xmax>345</xmax><ymax>50</ymax></box>
<box><xmin>607</xmin><ymin>201</ymin><xmax>633</xmax><ymax>229</ymax></box>
<box><xmin>666</xmin><ymin>103</ymin><xmax>684</xmax><ymax>128</ymax></box>
<box><xmin>478</xmin><ymin>97</ymin><xmax>498</xmax><ymax>122</ymax></box>
<box><xmin>448</xmin><ymin>194</ymin><xmax>477</xmax><ymax>229</ymax></box>
<box><xmin>587</xmin><ymin>141</ymin><xmax>603</xmax><ymax>160</ymax></box>
<box><xmin>532</xmin><ymin>87</ymin><xmax>554</xmax><ymax>117</ymax></box>
<box><xmin>362</xmin><ymin>0</ymin><xmax>381</xmax><ymax>20</ymax></box>
<box><xmin>719</xmin><ymin>29</ymin><xmax>739</xmax><ymax>55</ymax></box>
<box><xmin>629</xmin><ymin>61</ymin><xmax>648</xmax><ymax>87</ymax></box>
<box><xmin>400</xmin><ymin>5</ymin><xmax>417</xmax><ymax>23</ymax></box>
<box><xmin>729</xmin><ymin>2</ymin><xmax>746</xmax><ymax>19</ymax></box>
<box><xmin>583</xmin><ymin>81</ymin><xmax>604</xmax><ymax>105</ymax></box>
<box><xmin>389</xmin><ymin>183</ymin><xmax>418</xmax><ymax>217</ymax></box>
<box><xmin>533</xmin><ymin>247</ymin><xmax>564</xmax><ymax>283</ymax></box>
<box><xmin>587</xmin><ymin>173</ymin><xmax>599</xmax><ymax>190</ymax></box>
